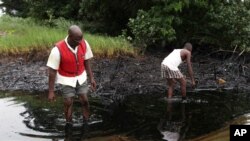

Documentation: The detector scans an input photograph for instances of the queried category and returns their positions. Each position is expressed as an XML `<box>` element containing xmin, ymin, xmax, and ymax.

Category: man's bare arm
<box><xmin>84</xmin><ymin>60</ymin><xmax>96</xmax><ymax>91</ymax></box>
<box><xmin>186</xmin><ymin>52</ymin><xmax>195</xmax><ymax>85</ymax></box>
<box><xmin>48</xmin><ymin>67</ymin><xmax>57</xmax><ymax>101</ymax></box>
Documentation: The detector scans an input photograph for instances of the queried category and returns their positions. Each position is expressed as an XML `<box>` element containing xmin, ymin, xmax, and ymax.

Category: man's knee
<box><xmin>167</xmin><ymin>79</ymin><xmax>175</xmax><ymax>86</ymax></box>
<box><xmin>81</xmin><ymin>100</ymin><xmax>89</xmax><ymax>107</ymax></box>
<box><xmin>64</xmin><ymin>99</ymin><xmax>73</xmax><ymax>107</ymax></box>
<box><xmin>79</xmin><ymin>95</ymin><xmax>89</xmax><ymax>106</ymax></box>
<box><xmin>179</xmin><ymin>78</ymin><xmax>186</xmax><ymax>86</ymax></box>
<box><xmin>81</xmin><ymin>101</ymin><xmax>89</xmax><ymax>107</ymax></box>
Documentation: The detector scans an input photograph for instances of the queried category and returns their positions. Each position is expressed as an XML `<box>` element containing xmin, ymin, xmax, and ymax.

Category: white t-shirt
<box><xmin>46</xmin><ymin>37</ymin><xmax>93</xmax><ymax>87</ymax></box>
<box><xmin>161</xmin><ymin>49</ymin><xmax>183</xmax><ymax>71</ymax></box>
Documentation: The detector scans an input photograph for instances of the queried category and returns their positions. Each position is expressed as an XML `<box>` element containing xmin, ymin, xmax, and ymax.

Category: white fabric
<box><xmin>46</xmin><ymin>37</ymin><xmax>93</xmax><ymax>87</ymax></box>
<box><xmin>160</xmin><ymin>131</ymin><xmax>180</xmax><ymax>141</ymax></box>
<box><xmin>161</xmin><ymin>49</ymin><xmax>182</xmax><ymax>71</ymax></box>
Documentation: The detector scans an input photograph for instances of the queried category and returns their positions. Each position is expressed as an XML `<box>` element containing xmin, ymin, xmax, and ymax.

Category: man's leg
<box><xmin>61</xmin><ymin>84</ymin><xmax>75</xmax><ymax>123</ymax></box>
<box><xmin>76</xmin><ymin>81</ymin><xmax>90</xmax><ymax>122</ymax></box>
<box><xmin>64</xmin><ymin>97</ymin><xmax>74</xmax><ymax>123</ymax></box>
<box><xmin>177</xmin><ymin>77</ymin><xmax>186</xmax><ymax>99</ymax></box>
<box><xmin>167</xmin><ymin>78</ymin><xmax>176</xmax><ymax>98</ymax></box>
<box><xmin>79</xmin><ymin>94</ymin><xmax>90</xmax><ymax>121</ymax></box>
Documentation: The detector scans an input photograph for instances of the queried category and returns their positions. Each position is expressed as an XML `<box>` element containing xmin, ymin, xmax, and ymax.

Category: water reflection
<box><xmin>1</xmin><ymin>91</ymin><xmax>250</xmax><ymax>141</ymax></box>
<box><xmin>0</xmin><ymin>97</ymin><xmax>50</xmax><ymax>141</ymax></box>
<box><xmin>158</xmin><ymin>99</ymin><xmax>191</xmax><ymax>141</ymax></box>
<box><xmin>63</xmin><ymin>121</ymin><xmax>90</xmax><ymax>141</ymax></box>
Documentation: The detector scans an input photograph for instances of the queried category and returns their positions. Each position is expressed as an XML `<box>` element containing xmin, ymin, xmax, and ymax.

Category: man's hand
<box><xmin>90</xmin><ymin>79</ymin><xmax>96</xmax><ymax>91</ymax></box>
<box><xmin>48</xmin><ymin>91</ymin><xmax>56</xmax><ymax>102</ymax></box>
<box><xmin>191</xmin><ymin>80</ymin><xmax>196</xmax><ymax>89</ymax></box>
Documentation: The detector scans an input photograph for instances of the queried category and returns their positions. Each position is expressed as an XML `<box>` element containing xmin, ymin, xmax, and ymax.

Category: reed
<box><xmin>0</xmin><ymin>15</ymin><xmax>138</xmax><ymax>57</ymax></box>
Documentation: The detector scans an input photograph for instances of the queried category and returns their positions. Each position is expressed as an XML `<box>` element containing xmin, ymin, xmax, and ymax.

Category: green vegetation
<box><xmin>0</xmin><ymin>15</ymin><xmax>137</xmax><ymax>57</ymax></box>
<box><xmin>1</xmin><ymin>0</ymin><xmax>250</xmax><ymax>52</ymax></box>
<box><xmin>0</xmin><ymin>16</ymin><xmax>64</xmax><ymax>54</ymax></box>
<box><xmin>127</xmin><ymin>1</ymin><xmax>250</xmax><ymax>52</ymax></box>
<box><xmin>86</xmin><ymin>34</ymin><xmax>136</xmax><ymax>57</ymax></box>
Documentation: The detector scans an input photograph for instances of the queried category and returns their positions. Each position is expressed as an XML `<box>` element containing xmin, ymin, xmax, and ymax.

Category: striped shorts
<box><xmin>161</xmin><ymin>64</ymin><xmax>183</xmax><ymax>79</ymax></box>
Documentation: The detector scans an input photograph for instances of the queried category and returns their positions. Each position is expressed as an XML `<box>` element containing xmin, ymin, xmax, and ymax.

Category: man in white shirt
<box><xmin>47</xmin><ymin>25</ymin><xmax>96</xmax><ymax>125</ymax></box>
<box><xmin>161</xmin><ymin>43</ymin><xmax>195</xmax><ymax>101</ymax></box>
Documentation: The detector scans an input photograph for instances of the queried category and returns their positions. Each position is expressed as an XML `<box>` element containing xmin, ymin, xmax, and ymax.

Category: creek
<box><xmin>0</xmin><ymin>90</ymin><xmax>250</xmax><ymax>141</ymax></box>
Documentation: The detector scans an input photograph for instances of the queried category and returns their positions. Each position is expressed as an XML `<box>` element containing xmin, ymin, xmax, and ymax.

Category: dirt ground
<box><xmin>0</xmin><ymin>51</ymin><xmax>249</xmax><ymax>97</ymax></box>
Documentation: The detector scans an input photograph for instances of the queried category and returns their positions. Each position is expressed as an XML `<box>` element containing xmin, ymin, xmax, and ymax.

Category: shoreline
<box><xmin>0</xmin><ymin>53</ymin><xmax>249</xmax><ymax>94</ymax></box>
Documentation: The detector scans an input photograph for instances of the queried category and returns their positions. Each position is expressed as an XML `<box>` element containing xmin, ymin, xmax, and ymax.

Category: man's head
<box><xmin>67</xmin><ymin>25</ymin><xmax>83</xmax><ymax>48</ymax></box>
<box><xmin>183</xmin><ymin>42</ymin><xmax>192</xmax><ymax>52</ymax></box>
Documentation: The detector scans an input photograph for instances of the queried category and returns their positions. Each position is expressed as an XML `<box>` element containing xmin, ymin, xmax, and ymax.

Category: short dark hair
<box><xmin>183</xmin><ymin>42</ymin><xmax>192</xmax><ymax>51</ymax></box>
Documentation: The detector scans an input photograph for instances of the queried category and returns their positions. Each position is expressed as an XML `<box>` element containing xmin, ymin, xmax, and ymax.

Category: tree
<box><xmin>0</xmin><ymin>0</ymin><xmax>29</xmax><ymax>17</ymax></box>
<box><xmin>127</xmin><ymin>0</ymin><xmax>204</xmax><ymax>48</ymax></box>
<box><xmin>127</xmin><ymin>0</ymin><xmax>250</xmax><ymax>51</ymax></box>
<box><xmin>205</xmin><ymin>1</ymin><xmax>250</xmax><ymax>50</ymax></box>
<box><xmin>78</xmin><ymin>0</ymin><xmax>153</xmax><ymax>35</ymax></box>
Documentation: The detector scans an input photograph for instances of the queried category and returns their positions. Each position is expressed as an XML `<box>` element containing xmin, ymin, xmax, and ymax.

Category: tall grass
<box><xmin>0</xmin><ymin>15</ymin><xmax>137</xmax><ymax>57</ymax></box>
<box><xmin>0</xmin><ymin>16</ymin><xmax>65</xmax><ymax>54</ymax></box>
<box><xmin>85</xmin><ymin>34</ymin><xmax>136</xmax><ymax>57</ymax></box>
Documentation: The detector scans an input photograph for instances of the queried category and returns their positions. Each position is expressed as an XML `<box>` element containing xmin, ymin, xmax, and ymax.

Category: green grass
<box><xmin>85</xmin><ymin>34</ymin><xmax>136</xmax><ymax>57</ymax></box>
<box><xmin>0</xmin><ymin>15</ymin><xmax>138</xmax><ymax>57</ymax></box>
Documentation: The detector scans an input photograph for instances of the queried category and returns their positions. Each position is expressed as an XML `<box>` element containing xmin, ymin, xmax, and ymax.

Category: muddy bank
<box><xmin>0</xmin><ymin>52</ymin><xmax>249</xmax><ymax>95</ymax></box>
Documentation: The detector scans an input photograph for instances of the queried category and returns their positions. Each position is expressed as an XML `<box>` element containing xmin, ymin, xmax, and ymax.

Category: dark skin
<box><xmin>166</xmin><ymin>43</ymin><xmax>195</xmax><ymax>98</ymax></box>
<box><xmin>48</xmin><ymin>25</ymin><xmax>96</xmax><ymax>122</ymax></box>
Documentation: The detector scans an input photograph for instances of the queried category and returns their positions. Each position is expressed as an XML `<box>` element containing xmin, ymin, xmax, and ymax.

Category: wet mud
<box><xmin>0</xmin><ymin>52</ymin><xmax>249</xmax><ymax>94</ymax></box>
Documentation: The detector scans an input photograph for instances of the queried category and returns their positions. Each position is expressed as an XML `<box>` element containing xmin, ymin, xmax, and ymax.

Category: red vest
<box><xmin>56</xmin><ymin>40</ymin><xmax>86</xmax><ymax>77</ymax></box>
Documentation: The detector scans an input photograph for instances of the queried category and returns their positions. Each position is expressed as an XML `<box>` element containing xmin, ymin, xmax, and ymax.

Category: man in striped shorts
<box><xmin>161</xmin><ymin>42</ymin><xmax>196</xmax><ymax>101</ymax></box>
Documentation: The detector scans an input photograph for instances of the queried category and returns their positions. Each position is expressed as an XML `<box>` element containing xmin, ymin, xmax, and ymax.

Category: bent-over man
<box><xmin>161</xmin><ymin>42</ymin><xmax>195</xmax><ymax>101</ymax></box>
